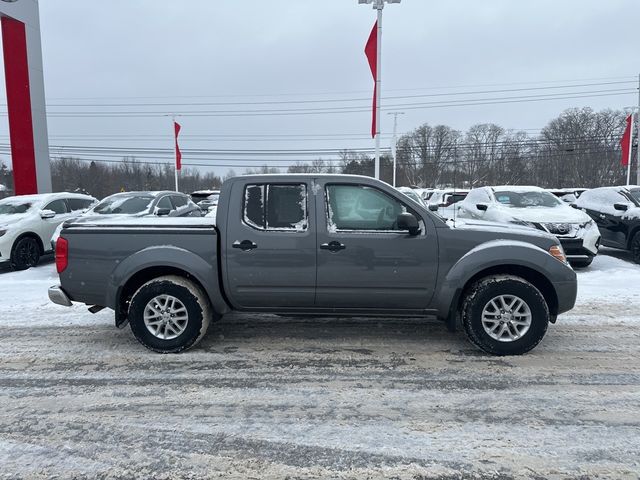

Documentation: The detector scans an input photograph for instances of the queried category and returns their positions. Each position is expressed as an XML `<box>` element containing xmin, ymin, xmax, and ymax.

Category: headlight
<box><xmin>510</xmin><ymin>219</ymin><xmax>543</xmax><ymax>231</ymax></box>
<box><xmin>541</xmin><ymin>223</ymin><xmax>577</xmax><ymax>235</ymax></box>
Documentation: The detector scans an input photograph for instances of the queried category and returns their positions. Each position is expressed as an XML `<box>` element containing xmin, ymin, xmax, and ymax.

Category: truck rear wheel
<box><xmin>462</xmin><ymin>275</ymin><xmax>549</xmax><ymax>356</ymax></box>
<box><xmin>128</xmin><ymin>275</ymin><xmax>211</xmax><ymax>353</ymax></box>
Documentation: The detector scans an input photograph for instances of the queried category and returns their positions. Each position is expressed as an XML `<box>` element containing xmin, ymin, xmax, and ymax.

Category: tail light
<box><xmin>56</xmin><ymin>237</ymin><xmax>68</xmax><ymax>273</ymax></box>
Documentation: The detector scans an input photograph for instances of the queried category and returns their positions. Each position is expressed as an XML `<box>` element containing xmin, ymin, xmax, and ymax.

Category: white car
<box><xmin>50</xmin><ymin>191</ymin><xmax>202</xmax><ymax>248</ymax></box>
<box><xmin>427</xmin><ymin>189</ymin><xmax>470</xmax><ymax>221</ymax></box>
<box><xmin>0</xmin><ymin>193</ymin><xmax>97</xmax><ymax>270</ymax></box>
<box><xmin>457</xmin><ymin>186</ymin><xmax>601</xmax><ymax>268</ymax></box>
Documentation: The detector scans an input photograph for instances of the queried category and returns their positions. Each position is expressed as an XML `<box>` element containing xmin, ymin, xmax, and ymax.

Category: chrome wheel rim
<box><xmin>481</xmin><ymin>294</ymin><xmax>532</xmax><ymax>342</ymax></box>
<box><xmin>143</xmin><ymin>295</ymin><xmax>188</xmax><ymax>340</ymax></box>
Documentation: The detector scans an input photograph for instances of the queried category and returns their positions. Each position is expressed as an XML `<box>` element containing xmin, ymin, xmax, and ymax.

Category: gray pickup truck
<box><xmin>49</xmin><ymin>174</ymin><xmax>577</xmax><ymax>355</ymax></box>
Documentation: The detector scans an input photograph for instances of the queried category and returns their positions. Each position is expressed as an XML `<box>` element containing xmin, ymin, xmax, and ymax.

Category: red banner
<box><xmin>174</xmin><ymin>121</ymin><xmax>182</xmax><ymax>170</ymax></box>
<box><xmin>365</xmin><ymin>21</ymin><xmax>378</xmax><ymax>139</ymax></box>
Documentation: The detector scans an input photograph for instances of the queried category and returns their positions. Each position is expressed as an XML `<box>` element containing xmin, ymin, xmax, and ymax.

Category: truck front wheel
<box><xmin>462</xmin><ymin>275</ymin><xmax>549</xmax><ymax>355</ymax></box>
<box><xmin>128</xmin><ymin>275</ymin><xmax>212</xmax><ymax>353</ymax></box>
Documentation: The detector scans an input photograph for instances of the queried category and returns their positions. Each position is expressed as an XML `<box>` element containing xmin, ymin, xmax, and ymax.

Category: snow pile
<box><xmin>560</xmin><ymin>251</ymin><xmax>640</xmax><ymax>325</ymax></box>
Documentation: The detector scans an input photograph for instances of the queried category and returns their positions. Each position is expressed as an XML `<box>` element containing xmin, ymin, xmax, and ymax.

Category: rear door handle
<box><xmin>233</xmin><ymin>240</ymin><xmax>257</xmax><ymax>251</ymax></box>
<box><xmin>320</xmin><ymin>241</ymin><xmax>346</xmax><ymax>253</ymax></box>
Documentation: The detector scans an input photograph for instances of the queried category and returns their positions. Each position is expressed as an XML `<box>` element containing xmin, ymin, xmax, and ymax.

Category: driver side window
<box><xmin>326</xmin><ymin>184</ymin><xmax>409</xmax><ymax>232</ymax></box>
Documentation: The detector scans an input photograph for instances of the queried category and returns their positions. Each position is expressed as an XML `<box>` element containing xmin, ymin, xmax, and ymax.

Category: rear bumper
<box><xmin>48</xmin><ymin>285</ymin><xmax>73</xmax><ymax>307</ymax></box>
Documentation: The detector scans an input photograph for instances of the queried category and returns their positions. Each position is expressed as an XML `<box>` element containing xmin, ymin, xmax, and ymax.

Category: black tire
<box><xmin>462</xmin><ymin>275</ymin><xmax>549</xmax><ymax>356</ymax></box>
<box><xmin>631</xmin><ymin>232</ymin><xmax>640</xmax><ymax>265</ymax></box>
<box><xmin>128</xmin><ymin>275</ymin><xmax>212</xmax><ymax>353</ymax></box>
<box><xmin>570</xmin><ymin>257</ymin><xmax>594</xmax><ymax>269</ymax></box>
<box><xmin>10</xmin><ymin>236</ymin><xmax>41</xmax><ymax>271</ymax></box>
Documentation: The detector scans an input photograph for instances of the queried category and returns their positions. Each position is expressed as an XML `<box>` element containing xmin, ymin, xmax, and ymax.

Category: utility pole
<box><xmin>359</xmin><ymin>0</ymin><xmax>401</xmax><ymax>180</ymax></box>
<box><xmin>388</xmin><ymin>111</ymin><xmax>404</xmax><ymax>186</ymax></box>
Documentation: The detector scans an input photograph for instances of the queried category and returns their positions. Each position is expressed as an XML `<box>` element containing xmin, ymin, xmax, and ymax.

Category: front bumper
<box><xmin>556</xmin><ymin>222</ymin><xmax>601</xmax><ymax>260</ymax></box>
<box><xmin>554</xmin><ymin>279</ymin><xmax>578</xmax><ymax>315</ymax></box>
<box><xmin>48</xmin><ymin>285</ymin><xmax>73</xmax><ymax>307</ymax></box>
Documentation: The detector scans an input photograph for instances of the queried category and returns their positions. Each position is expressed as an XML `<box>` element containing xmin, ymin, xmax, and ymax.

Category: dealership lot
<box><xmin>0</xmin><ymin>252</ymin><xmax>639</xmax><ymax>479</ymax></box>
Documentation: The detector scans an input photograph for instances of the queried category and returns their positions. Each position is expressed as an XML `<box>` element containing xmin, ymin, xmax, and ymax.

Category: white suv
<box><xmin>0</xmin><ymin>193</ymin><xmax>96</xmax><ymax>270</ymax></box>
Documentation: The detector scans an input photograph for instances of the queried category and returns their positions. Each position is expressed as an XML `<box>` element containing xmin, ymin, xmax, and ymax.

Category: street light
<box><xmin>358</xmin><ymin>0</ymin><xmax>401</xmax><ymax>180</ymax></box>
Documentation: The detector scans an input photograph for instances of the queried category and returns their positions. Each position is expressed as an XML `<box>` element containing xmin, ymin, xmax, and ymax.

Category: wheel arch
<box><xmin>108</xmin><ymin>246</ymin><xmax>231</xmax><ymax>328</ymax></box>
<box><xmin>12</xmin><ymin>231</ymin><xmax>45</xmax><ymax>255</ymax></box>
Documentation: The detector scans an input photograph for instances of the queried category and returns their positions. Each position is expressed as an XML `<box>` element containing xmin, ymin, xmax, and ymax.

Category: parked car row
<box><xmin>0</xmin><ymin>190</ymin><xmax>202</xmax><ymax>271</ymax></box>
<box><xmin>399</xmin><ymin>183</ymin><xmax>640</xmax><ymax>266</ymax></box>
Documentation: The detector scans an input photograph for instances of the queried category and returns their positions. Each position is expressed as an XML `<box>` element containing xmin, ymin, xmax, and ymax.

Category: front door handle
<box><xmin>233</xmin><ymin>240</ymin><xmax>258</xmax><ymax>251</ymax></box>
<box><xmin>320</xmin><ymin>241</ymin><xmax>346</xmax><ymax>253</ymax></box>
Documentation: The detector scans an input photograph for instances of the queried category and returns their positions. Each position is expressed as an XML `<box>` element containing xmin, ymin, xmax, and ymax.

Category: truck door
<box><xmin>315</xmin><ymin>181</ymin><xmax>439</xmax><ymax>310</ymax></box>
<box><xmin>223</xmin><ymin>179</ymin><xmax>316</xmax><ymax>309</ymax></box>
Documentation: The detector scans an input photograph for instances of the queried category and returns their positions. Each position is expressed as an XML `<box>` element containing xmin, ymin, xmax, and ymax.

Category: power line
<box><xmin>14</xmin><ymin>80</ymin><xmax>635</xmax><ymax>108</ymax></box>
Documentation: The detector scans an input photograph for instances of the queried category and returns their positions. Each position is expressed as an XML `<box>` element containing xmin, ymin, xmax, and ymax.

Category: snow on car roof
<box><xmin>0</xmin><ymin>192</ymin><xmax>95</xmax><ymax>203</ymax></box>
<box><xmin>489</xmin><ymin>185</ymin><xmax>546</xmax><ymax>192</ymax></box>
<box><xmin>191</xmin><ymin>190</ymin><xmax>220</xmax><ymax>195</ymax></box>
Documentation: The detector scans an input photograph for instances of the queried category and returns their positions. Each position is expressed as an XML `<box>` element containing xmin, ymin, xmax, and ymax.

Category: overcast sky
<box><xmin>1</xmin><ymin>0</ymin><xmax>639</xmax><ymax>175</ymax></box>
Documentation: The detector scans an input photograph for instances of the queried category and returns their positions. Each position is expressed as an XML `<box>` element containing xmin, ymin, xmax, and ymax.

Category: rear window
<box><xmin>243</xmin><ymin>184</ymin><xmax>307</xmax><ymax>231</ymax></box>
<box><xmin>94</xmin><ymin>195</ymin><xmax>154</xmax><ymax>214</ymax></box>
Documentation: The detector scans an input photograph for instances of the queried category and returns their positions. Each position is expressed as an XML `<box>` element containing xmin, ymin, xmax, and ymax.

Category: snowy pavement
<box><xmin>0</xmin><ymin>253</ymin><xmax>639</xmax><ymax>478</ymax></box>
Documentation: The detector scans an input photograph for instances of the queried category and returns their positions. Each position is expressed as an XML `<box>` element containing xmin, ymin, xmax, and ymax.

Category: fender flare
<box><xmin>433</xmin><ymin>240</ymin><xmax>569</xmax><ymax>324</ymax></box>
<box><xmin>106</xmin><ymin>245</ymin><xmax>230</xmax><ymax>325</ymax></box>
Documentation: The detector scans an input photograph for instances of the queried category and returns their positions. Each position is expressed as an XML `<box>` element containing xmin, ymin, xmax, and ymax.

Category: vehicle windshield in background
<box><xmin>494</xmin><ymin>190</ymin><xmax>561</xmax><ymax>208</ymax></box>
<box><xmin>93</xmin><ymin>195</ymin><xmax>154</xmax><ymax>215</ymax></box>
<box><xmin>0</xmin><ymin>202</ymin><xmax>33</xmax><ymax>214</ymax></box>
<box><xmin>443</xmin><ymin>193</ymin><xmax>467</xmax><ymax>205</ymax></box>
<box><xmin>628</xmin><ymin>189</ymin><xmax>640</xmax><ymax>204</ymax></box>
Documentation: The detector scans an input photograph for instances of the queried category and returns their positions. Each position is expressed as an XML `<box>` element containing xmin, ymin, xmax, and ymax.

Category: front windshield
<box><xmin>628</xmin><ymin>189</ymin><xmax>640</xmax><ymax>205</ymax></box>
<box><xmin>0</xmin><ymin>202</ymin><xmax>33</xmax><ymax>215</ymax></box>
<box><xmin>494</xmin><ymin>190</ymin><xmax>561</xmax><ymax>208</ymax></box>
<box><xmin>93</xmin><ymin>195</ymin><xmax>154</xmax><ymax>215</ymax></box>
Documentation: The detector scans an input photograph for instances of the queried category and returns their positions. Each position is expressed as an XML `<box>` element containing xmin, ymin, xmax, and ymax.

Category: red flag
<box><xmin>174</xmin><ymin>121</ymin><xmax>182</xmax><ymax>170</ymax></box>
<box><xmin>365</xmin><ymin>21</ymin><xmax>378</xmax><ymax>139</ymax></box>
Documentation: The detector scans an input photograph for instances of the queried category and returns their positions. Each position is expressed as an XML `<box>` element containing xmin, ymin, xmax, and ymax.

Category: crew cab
<box><xmin>49</xmin><ymin>175</ymin><xmax>577</xmax><ymax>356</ymax></box>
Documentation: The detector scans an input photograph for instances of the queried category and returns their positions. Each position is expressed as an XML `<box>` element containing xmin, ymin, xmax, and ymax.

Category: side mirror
<box><xmin>155</xmin><ymin>208</ymin><xmax>171</xmax><ymax>216</ymax></box>
<box><xmin>40</xmin><ymin>209</ymin><xmax>56</xmax><ymax>219</ymax></box>
<box><xmin>476</xmin><ymin>203</ymin><xmax>489</xmax><ymax>211</ymax></box>
<box><xmin>397</xmin><ymin>212</ymin><xmax>420</xmax><ymax>236</ymax></box>
<box><xmin>614</xmin><ymin>203</ymin><xmax>629</xmax><ymax>212</ymax></box>
<box><xmin>428</xmin><ymin>204</ymin><xmax>439</xmax><ymax>212</ymax></box>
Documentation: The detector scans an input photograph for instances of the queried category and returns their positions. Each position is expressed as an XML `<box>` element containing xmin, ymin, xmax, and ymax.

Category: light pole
<box><xmin>387</xmin><ymin>111</ymin><xmax>404</xmax><ymax>186</ymax></box>
<box><xmin>358</xmin><ymin>0</ymin><xmax>401</xmax><ymax>180</ymax></box>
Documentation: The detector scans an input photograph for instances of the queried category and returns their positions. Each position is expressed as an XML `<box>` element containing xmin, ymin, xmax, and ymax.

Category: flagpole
<box><xmin>627</xmin><ymin>116</ymin><xmax>633</xmax><ymax>186</ymax></box>
<box><xmin>172</xmin><ymin>115</ymin><xmax>179</xmax><ymax>192</ymax></box>
<box><xmin>636</xmin><ymin>73</ymin><xmax>640</xmax><ymax>185</ymax></box>
<box><xmin>374</xmin><ymin>5</ymin><xmax>382</xmax><ymax>180</ymax></box>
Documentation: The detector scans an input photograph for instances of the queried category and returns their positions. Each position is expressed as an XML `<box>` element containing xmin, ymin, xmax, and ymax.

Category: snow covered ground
<box><xmin>0</xmin><ymin>252</ymin><xmax>639</xmax><ymax>478</ymax></box>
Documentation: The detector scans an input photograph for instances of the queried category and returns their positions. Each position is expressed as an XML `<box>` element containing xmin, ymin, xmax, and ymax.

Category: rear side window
<box><xmin>243</xmin><ymin>184</ymin><xmax>307</xmax><ymax>231</ymax></box>
<box><xmin>44</xmin><ymin>199</ymin><xmax>68</xmax><ymax>214</ymax></box>
<box><xmin>68</xmin><ymin>198</ymin><xmax>94</xmax><ymax>212</ymax></box>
